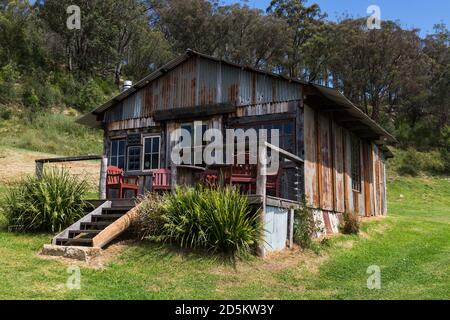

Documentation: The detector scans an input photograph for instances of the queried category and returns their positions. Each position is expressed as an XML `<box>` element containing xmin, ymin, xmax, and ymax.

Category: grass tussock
<box><xmin>1</xmin><ymin>168</ymin><xmax>88</xmax><ymax>232</ymax></box>
<box><xmin>137</xmin><ymin>186</ymin><xmax>263</xmax><ymax>259</ymax></box>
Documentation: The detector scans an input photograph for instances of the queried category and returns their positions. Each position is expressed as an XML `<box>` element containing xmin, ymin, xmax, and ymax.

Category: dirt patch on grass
<box><xmin>0</xmin><ymin>147</ymin><xmax>100</xmax><ymax>189</ymax></box>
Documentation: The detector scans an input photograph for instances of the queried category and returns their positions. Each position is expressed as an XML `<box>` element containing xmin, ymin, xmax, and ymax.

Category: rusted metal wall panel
<box><xmin>380</xmin><ymin>152</ymin><xmax>387</xmax><ymax>215</ymax></box>
<box><xmin>198</xmin><ymin>57</ymin><xmax>218</xmax><ymax>105</ymax></box>
<box><xmin>238</xmin><ymin>69</ymin><xmax>253</xmax><ymax>105</ymax></box>
<box><xmin>105</xmin><ymin>56</ymin><xmax>303</xmax><ymax>125</ymax></box>
<box><xmin>343</xmin><ymin>129</ymin><xmax>354</xmax><ymax>213</ymax></box>
<box><xmin>373</xmin><ymin>144</ymin><xmax>380</xmax><ymax>216</ymax></box>
<box><xmin>256</xmin><ymin>74</ymin><xmax>273</xmax><ymax>103</ymax></box>
<box><xmin>333</xmin><ymin>122</ymin><xmax>345</xmax><ymax>213</ymax></box>
<box><xmin>363</xmin><ymin>142</ymin><xmax>375</xmax><ymax>217</ymax></box>
<box><xmin>358</xmin><ymin>141</ymin><xmax>366</xmax><ymax>216</ymax></box>
<box><xmin>276</xmin><ymin>79</ymin><xmax>301</xmax><ymax>102</ymax></box>
<box><xmin>221</xmin><ymin>64</ymin><xmax>239</xmax><ymax>104</ymax></box>
<box><xmin>304</xmin><ymin>104</ymin><xmax>319</xmax><ymax>208</ymax></box>
<box><xmin>319</xmin><ymin>115</ymin><xmax>334</xmax><ymax>211</ymax></box>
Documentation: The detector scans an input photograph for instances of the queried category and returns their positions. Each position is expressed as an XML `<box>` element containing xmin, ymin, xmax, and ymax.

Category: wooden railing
<box><xmin>35</xmin><ymin>155</ymin><xmax>108</xmax><ymax>199</ymax></box>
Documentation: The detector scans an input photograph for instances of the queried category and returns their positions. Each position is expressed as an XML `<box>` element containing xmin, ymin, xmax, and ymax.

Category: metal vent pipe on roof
<box><xmin>122</xmin><ymin>80</ymin><xmax>133</xmax><ymax>92</ymax></box>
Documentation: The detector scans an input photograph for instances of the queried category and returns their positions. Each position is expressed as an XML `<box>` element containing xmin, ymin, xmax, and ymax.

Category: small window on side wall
<box><xmin>143</xmin><ymin>136</ymin><xmax>161</xmax><ymax>170</ymax></box>
<box><xmin>127</xmin><ymin>146</ymin><xmax>142</xmax><ymax>171</ymax></box>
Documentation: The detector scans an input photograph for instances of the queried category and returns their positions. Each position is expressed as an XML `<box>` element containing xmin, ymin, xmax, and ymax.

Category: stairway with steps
<box><xmin>53</xmin><ymin>200</ymin><xmax>136</xmax><ymax>248</ymax></box>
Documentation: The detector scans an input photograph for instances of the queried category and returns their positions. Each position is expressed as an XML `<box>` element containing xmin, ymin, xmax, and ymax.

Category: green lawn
<box><xmin>0</xmin><ymin>176</ymin><xmax>449</xmax><ymax>300</ymax></box>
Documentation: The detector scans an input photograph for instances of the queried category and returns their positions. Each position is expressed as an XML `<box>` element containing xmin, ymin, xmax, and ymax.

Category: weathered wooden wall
<box><xmin>303</xmin><ymin>104</ymin><xmax>387</xmax><ymax>219</ymax></box>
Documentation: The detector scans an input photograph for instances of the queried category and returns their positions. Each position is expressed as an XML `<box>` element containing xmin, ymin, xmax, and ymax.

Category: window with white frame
<box><xmin>110</xmin><ymin>139</ymin><xmax>126</xmax><ymax>170</ymax></box>
<box><xmin>143</xmin><ymin>136</ymin><xmax>161</xmax><ymax>170</ymax></box>
<box><xmin>127</xmin><ymin>146</ymin><xmax>142</xmax><ymax>171</ymax></box>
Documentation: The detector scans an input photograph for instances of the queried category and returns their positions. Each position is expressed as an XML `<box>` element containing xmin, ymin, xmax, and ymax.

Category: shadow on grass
<box><xmin>112</xmin><ymin>237</ymin><xmax>253</xmax><ymax>269</ymax></box>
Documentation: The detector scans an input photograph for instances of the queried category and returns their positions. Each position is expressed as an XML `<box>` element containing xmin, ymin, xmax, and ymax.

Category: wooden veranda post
<box><xmin>256</xmin><ymin>146</ymin><xmax>267</xmax><ymax>258</ymax></box>
<box><xmin>35</xmin><ymin>161</ymin><xmax>44</xmax><ymax>179</ymax></box>
<box><xmin>99</xmin><ymin>156</ymin><xmax>108</xmax><ymax>199</ymax></box>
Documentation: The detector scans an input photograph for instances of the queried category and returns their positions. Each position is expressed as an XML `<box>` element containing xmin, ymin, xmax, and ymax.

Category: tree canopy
<box><xmin>0</xmin><ymin>0</ymin><xmax>449</xmax><ymax>155</ymax></box>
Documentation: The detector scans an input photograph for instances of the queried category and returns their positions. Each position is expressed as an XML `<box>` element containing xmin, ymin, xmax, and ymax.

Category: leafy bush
<box><xmin>1</xmin><ymin>168</ymin><xmax>88</xmax><ymax>232</ymax></box>
<box><xmin>76</xmin><ymin>79</ymin><xmax>108</xmax><ymax>112</ymax></box>
<box><xmin>393</xmin><ymin>148</ymin><xmax>447</xmax><ymax>176</ymax></box>
<box><xmin>293</xmin><ymin>197</ymin><xmax>322</xmax><ymax>250</ymax></box>
<box><xmin>148</xmin><ymin>186</ymin><xmax>262</xmax><ymax>258</ymax></box>
<box><xmin>0</xmin><ymin>63</ymin><xmax>19</xmax><ymax>103</ymax></box>
<box><xmin>340</xmin><ymin>211</ymin><xmax>360</xmax><ymax>235</ymax></box>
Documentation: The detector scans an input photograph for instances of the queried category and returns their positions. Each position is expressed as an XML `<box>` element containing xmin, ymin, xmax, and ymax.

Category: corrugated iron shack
<box><xmin>79</xmin><ymin>50</ymin><xmax>395</xmax><ymax>253</ymax></box>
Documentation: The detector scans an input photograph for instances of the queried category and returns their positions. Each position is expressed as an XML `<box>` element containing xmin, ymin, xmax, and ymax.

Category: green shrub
<box><xmin>76</xmin><ymin>79</ymin><xmax>107</xmax><ymax>112</ymax></box>
<box><xmin>154</xmin><ymin>186</ymin><xmax>262</xmax><ymax>258</ymax></box>
<box><xmin>293</xmin><ymin>198</ymin><xmax>322</xmax><ymax>250</ymax></box>
<box><xmin>1</xmin><ymin>168</ymin><xmax>88</xmax><ymax>232</ymax></box>
<box><xmin>340</xmin><ymin>211</ymin><xmax>360</xmax><ymax>235</ymax></box>
<box><xmin>0</xmin><ymin>63</ymin><xmax>19</xmax><ymax>103</ymax></box>
<box><xmin>0</xmin><ymin>108</ymin><xmax>12</xmax><ymax>120</ymax></box>
<box><xmin>393</xmin><ymin>148</ymin><xmax>447</xmax><ymax>176</ymax></box>
<box><xmin>397</xmin><ymin>148</ymin><xmax>421</xmax><ymax>176</ymax></box>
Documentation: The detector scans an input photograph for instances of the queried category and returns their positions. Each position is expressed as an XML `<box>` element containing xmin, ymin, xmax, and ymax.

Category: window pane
<box><xmin>127</xmin><ymin>147</ymin><xmax>141</xmax><ymax>171</ymax></box>
<box><xmin>283</xmin><ymin>123</ymin><xmax>294</xmax><ymax>135</ymax></box>
<box><xmin>152</xmin><ymin>137</ymin><xmax>160</xmax><ymax>153</ymax></box>
<box><xmin>145</xmin><ymin>138</ymin><xmax>152</xmax><ymax>153</ymax></box>
<box><xmin>111</xmin><ymin>141</ymin><xmax>118</xmax><ymax>156</ymax></box>
<box><xmin>144</xmin><ymin>154</ymin><xmax>151</xmax><ymax>170</ymax></box>
<box><xmin>119</xmin><ymin>141</ymin><xmax>126</xmax><ymax>156</ymax></box>
<box><xmin>118</xmin><ymin>156</ymin><xmax>125</xmax><ymax>170</ymax></box>
<box><xmin>151</xmin><ymin>154</ymin><xmax>159</xmax><ymax>169</ymax></box>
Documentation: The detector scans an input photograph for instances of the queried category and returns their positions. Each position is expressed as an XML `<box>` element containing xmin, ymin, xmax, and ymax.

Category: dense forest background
<box><xmin>0</xmin><ymin>0</ymin><xmax>449</xmax><ymax>173</ymax></box>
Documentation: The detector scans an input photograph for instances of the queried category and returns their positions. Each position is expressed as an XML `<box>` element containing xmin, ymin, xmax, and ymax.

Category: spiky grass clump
<box><xmin>1</xmin><ymin>168</ymin><xmax>88</xmax><ymax>232</ymax></box>
<box><xmin>156</xmin><ymin>186</ymin><xmax>262</xmax><ymax>258</ymax></box>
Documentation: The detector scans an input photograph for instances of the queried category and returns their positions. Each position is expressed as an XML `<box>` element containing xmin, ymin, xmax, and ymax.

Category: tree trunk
<box><xmin>115</xmin><ymin>61</ymin><xmax>123</xmax><ymax>86</ymax></box>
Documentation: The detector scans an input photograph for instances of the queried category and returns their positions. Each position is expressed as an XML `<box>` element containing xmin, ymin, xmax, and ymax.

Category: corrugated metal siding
<box><xmin>303</xmin><ymin>112</ymin><xmax>388</xmax><ymax>217</ymax></box>
<box><xmin>264</xmin><ymin>206</ymin><xmax>288</xmax><ymax>252</ymax></box>
<box><xmin>333</xmin><ymin>122</ymin><xmax>345</xmax><ymax>213</ymax></box>
<box><xmin>221</xmin><ymin>64</ymin><xmax>239</xmax><ymax>104</ymax></box>
<box><xmin>104</xmin><ymin>56</ymin><xmax>302</xmax><ymax>124</ymax></box>
<box><xmin>343</xmin><ymin>129</ymin><xmax>354</xmax><ymax>213</ymax></box>
<box><xmin>198</xmin><ymin>58</ymin><xmax>218</xmax><ymax>105</ymax></box>
<box><xmin>304</xmin><ymin>104</ymin><xmax>319</xmax><ymax>208</ymax></box>
<box><xmin>319</xmin><ymin>115</ymin><xmax>334</xmax><ymax>211</ymax></box>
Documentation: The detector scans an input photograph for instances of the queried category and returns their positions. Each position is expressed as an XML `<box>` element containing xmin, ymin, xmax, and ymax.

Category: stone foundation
<box><xmin>41</xmin><ymin>244</ymin><xmax>102</xmax><ymax>262</ymax></box>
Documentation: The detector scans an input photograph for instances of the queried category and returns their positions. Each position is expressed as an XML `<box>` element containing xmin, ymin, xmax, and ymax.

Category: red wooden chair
<box><xmin>266</xmin><ymin>169</ymin><xmax>282</xmax><ymax>198</ymax></box>
<box><xmin>198</xmin><ymin>169</ymin><xmax>219</xmax><ymax>186</ymax></box>
<box><xmin>152</xmin><ymin>169</ymin><xmax>171</xmax><ymax>192</ymax></box>
<box><xmin>106</xmin><ymin>166</ymin><xmax>139</xmax><ymax>199</ymax></box>
<box><xmin>227</xmin><ymin>164</ymin><xmax>257</xmax><ymax>194</ymax></box>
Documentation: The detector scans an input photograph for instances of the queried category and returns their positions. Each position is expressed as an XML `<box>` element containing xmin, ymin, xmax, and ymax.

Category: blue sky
<box><xmin>220</xmin><ymin>0</ymin><xmax>450</xmax><ymax>36</ymax></box>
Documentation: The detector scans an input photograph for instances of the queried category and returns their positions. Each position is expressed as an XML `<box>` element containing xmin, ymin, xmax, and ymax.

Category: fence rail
<box><xmin>35</xmin><ymin>155</ymin><xmax>108</xmax><ymax>199</ymax></box>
